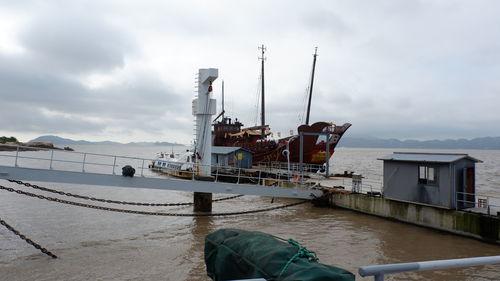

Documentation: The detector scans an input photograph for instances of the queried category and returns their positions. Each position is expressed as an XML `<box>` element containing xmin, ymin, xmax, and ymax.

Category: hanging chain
<box><xmin>0</xmin><ymin>184</ymin><xmax>307</xmax><ymax>217</ymax></box>
<box><xmin>0</xmin><ymin>217</ymin><xmax>57</xmax><ymax>259</ymax></box>
<box><xmin>7</xmin><ymin>179</ymin><xmax>243</xmax><ymax>206</ymax></box>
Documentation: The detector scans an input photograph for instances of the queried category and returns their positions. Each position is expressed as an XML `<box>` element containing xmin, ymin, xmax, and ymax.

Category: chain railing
<box><xmin>0</xmin><ymin>184</ymin><xmax>307</xmax><ymax>217</ymax></box>
<box><xmin>6</xmin><ymin>179</ymin><xmax>243</xmax><ymax>206</ymax></box>
<box><xmin>0</xmin><ymin>217</ymin><xmax>57</xmax><ymax>259</ymax></box>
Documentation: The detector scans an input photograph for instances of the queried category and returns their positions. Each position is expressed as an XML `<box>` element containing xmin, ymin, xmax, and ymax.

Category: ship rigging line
<box><xmin>0</xmin><ymin>184</ymin><xmax>308</xmax><ymax>217</ymax></box>
<box><xmin>7</xmin><ymin>179</ymin><xmax>244</xmax><ymax>206</ymax></box>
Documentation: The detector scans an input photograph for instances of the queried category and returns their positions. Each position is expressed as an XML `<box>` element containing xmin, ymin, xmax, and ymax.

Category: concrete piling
<box><xmin>193</xmin><ymin>192</ymin><xmax>213</xmax><ymax>212</ymax></box>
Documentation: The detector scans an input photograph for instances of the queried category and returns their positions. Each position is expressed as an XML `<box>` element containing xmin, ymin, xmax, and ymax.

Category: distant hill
<box><xmin>29</xmin><ymin>135</ymin><xmax>500</xmax><ymax>150</ymax></box>
<box><xmin>338</xmin><ymin>136</ymin><xmax>500</xmax><ymax>150</ymax></box>
<box><xmin>29</xmin><ymin>135</ymin><xmax>184</xmax><ymax>146</ymax></box>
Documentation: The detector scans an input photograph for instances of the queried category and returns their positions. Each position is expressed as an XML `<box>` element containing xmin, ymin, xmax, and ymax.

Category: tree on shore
<box><xmin>0</xmin><ymin>136</ymin><xmax>19</xmax><ymax>144</ymax></box>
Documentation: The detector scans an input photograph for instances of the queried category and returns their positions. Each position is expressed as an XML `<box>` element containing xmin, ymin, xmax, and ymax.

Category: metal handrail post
<box><xmin>82</xmin><ymin>153</ymin><xmax>87</xmax><ymax>172</ymax></box>
<box><xmin>14</xmin><ymin>146</ymin><xmax>19</xmax><ymax>167</ymax></box>
<box><xmin>49</xmin><ymin>150</ymin><xmax>54</xmax><ymax>170</ymax></box>
<box><xmin>141</xmin><ymin>159</ymin><xmax>145</xmax><ymax>177</ymax></box>
<box><xmin>258</xmin><ymin>170</ymin><xmax>262</xmax><ymax>185</ymax></box>
<box><xmin>237</xmin><ymin>167</ymin><xmax>241</xmax><ymax>184</ymax></box>
<box><xmin>299</xmin><ymin>132</ymin><xmax>303</xmax><ymax>183</ymax></box>
<box><xmin>215</xmin><ymin>165</ymin><xmax>219</xmax><ymax>182</ymax></box>
<box><xmin>112</xmin><ymin>156</ymin><xmax>116</xmax><ymax>175</ymax></box>
<box><xmin>325</xmin><ymin>132</ymin><xmax>330</xmax><ymax>178</ymax></box>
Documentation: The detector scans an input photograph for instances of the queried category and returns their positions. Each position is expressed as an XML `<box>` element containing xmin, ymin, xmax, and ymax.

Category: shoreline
<box><xmin>0</xmin><ymin>142</ymin><xmax>73</xmax><ymax>152</ymax></box>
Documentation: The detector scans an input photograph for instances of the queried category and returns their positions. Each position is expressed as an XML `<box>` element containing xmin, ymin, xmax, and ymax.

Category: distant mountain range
<box><xmin>338</xmin><ymin>136</ymin><xmax>500</xmax><ymax>150</ymax></box>
<box><xmin>29</xmin><ymin>135</ymin><xmax>500</xmax><ymax>150</ymax></box>
<box><xmin>29</xmin><ymin>135</ymin><xmax>184</xmax><ymax>146</ymax></box>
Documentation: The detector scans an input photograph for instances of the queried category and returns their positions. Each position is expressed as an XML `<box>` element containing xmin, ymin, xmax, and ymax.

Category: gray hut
<box><xmin>211</xmin><ymin>146</ymin><xmax>253</xmax><ymax>168</ymax></box>
<box><xmin>378</xmin><ymin>152</ymin><xmax>482</xmax><ymax>209</ymax></box>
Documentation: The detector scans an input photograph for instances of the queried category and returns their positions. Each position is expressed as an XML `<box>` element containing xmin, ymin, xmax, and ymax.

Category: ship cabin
<box><xmin>212</xmin><ymin>146</ymin><xmax>253</xmax><ymax>169</ymax></box>
<box><xmin>213</xmin><ymin>116</ymin><xmax>272</xmax><ymax>145</ymax></box>
<box><xmin>378</xmin><ymin>152</ymin><xmax>482</xmax><ymax>210</ymax></box>
<box><xmin>213</xmin><ymin>117</ymin><xmax>243</xmax><ymax>145</ymax></box>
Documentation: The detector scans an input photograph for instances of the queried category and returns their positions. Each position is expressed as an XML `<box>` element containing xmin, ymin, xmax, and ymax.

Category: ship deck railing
<box><xmin>456</xmin><ymin>191</ymin><xmax>500</xmax><ymax>216</ymax></box>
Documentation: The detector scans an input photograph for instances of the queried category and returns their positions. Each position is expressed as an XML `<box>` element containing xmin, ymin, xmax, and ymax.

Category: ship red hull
<box><xmin>213</xmin><ymin>121</ymin><xmax>351</xmax><ymax>165</ymax></box>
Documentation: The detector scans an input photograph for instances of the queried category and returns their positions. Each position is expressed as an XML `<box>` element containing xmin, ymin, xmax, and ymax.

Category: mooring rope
<box><xmin>0</xmin><ymin>217</ymin><xmax>57</xmax><ymax>259</ymax></box>
<box><xmin>0</xmin><ymin>184</ymin><xmax>307</xmax><ymax>217</ymax></box>
<box><xmin>277</xmin><ymin>238</ymin><xmax>318</xmax><ymax>278</ymax></box>
<box><xmin>7</xmin><ymin>179</ymin><xmax>243</xmax><ymax>206</ymax></box>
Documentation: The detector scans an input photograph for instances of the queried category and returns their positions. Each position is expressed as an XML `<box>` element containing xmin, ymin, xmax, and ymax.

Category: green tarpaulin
<box><xmin>205</xmin><ymin>229</ymin><xmax>355</xmax><ymax>281</ymax></box>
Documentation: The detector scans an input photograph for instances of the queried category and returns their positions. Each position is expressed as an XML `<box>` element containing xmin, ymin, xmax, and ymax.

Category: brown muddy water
<box><xmin>1</xmin><ymin>146</ymin><xmax>499</xmax><ymax>280</ymax></box>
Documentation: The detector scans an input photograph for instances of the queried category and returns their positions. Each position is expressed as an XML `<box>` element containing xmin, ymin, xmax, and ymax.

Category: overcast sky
<box><xmin>1</xmin><ymin>0</ymin><xmax>499</xmax><ymax>144</ymax></box>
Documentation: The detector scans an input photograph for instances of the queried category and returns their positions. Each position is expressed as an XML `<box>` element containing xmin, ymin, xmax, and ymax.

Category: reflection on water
<box><xmin>1</xmin><ymin>146</ymin><xmax>500</xmax><ymax>280</ymax></box>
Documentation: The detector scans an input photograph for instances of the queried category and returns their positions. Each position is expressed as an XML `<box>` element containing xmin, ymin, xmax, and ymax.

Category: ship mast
<box><xmin>259</xmin><ymin>44</ymin><xmax>266</xmax><ymax>139</ymax></box>
<box><xmin>221</xmin><ymin>80</ymin><xmax>225</xmax><ymax>119</ymax></box>
<box><xmin>305</xmin><ymin>47</ymin><xmax>318</xmax><ymax>125</ymax></box>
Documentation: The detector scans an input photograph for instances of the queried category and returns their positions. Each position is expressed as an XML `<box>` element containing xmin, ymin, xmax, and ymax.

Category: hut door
<box><xmin>462</xmin><ymin>167</ymin><xmax>475</xmax><ymax>208</ymax></box>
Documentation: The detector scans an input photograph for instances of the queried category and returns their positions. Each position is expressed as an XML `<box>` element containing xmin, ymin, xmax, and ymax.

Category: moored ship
<box><xmin>213</xmin><ymin>118</ymin><xmax>350</xmax><ymax>164</ymax></box>
<box><xmin>213</xmin><ymin>46</ymin><xmax>351</xmax><ymax>165</ymax></box>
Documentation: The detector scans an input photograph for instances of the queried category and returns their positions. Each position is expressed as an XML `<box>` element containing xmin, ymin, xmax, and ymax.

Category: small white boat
<box><xmin>150</xmin><ymin>150</ymin><xmax>195</xmax><ymax>179</ymax></box>
<box><xmin>150</xmin><ymin>151</ymin><xmax>180</xmax><ymax>169</ymax></box>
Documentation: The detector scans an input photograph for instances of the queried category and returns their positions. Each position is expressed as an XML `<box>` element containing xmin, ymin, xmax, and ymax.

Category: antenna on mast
<box><xmin>305</xmin><ymin>47</ymin><xmax>318</xmax><ymax>125</ymax></box>
<box><xmin>258</xmin><ymin>44</ymin><xmax>266</xmax><ymax>139</ymax></box>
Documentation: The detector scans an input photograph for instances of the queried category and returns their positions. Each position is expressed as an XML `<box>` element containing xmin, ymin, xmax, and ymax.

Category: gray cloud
<box><xmin>20</xmin><ymin>15</ymin><xmax>132</xmax><ymax>75</ymax></box>
<box><xmin>0</xmin><ymin>55</ymin><xmax>188</xmax><ymax>140</ymax></box>
<box><xmin>1</xmin><ymin>0</ymin><xmax>500</xmax><ymax>143</ymax></box>
<box><xmin>0</xmin><ymin>102</ymin><xmax>105</xmax><ymax>134</ymax></box>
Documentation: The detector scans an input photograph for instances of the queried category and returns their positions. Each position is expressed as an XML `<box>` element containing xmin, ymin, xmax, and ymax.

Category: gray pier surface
<box><xmin>0</xmin><ymin>166</ymin><xmax>323</xmax><ymax>199</ymax></box>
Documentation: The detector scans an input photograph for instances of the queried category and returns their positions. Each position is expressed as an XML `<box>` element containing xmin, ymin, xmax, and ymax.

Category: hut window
<box><xmin>419</xmin><ymin>166</ymin><xmax>437</xmax><ymax>184</ymax></box>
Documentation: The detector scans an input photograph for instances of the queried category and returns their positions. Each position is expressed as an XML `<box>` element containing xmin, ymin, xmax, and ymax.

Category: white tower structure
<box><xmin>192</xmin><ymin>68</ymin><xmax>218</xmax><ymax>176</ymax></box>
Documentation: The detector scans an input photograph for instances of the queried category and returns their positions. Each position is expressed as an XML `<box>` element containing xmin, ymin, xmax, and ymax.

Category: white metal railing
<box><xmin>0</xmin><ymin>144</ymin><xmax>154</xmax><ymax>177</ymax></box>
<box><xmin>255</xmin><ymin>161</ymin><xmax>385</xmax><ymax>195</ymax></box>
<box><xmin>254</xmin><ymin>161</ymin><xmax>324</xmax><ymax>174</ymax></box>
<box><xmin>153</xmin><ymin>161</ymin><xmax>315</xmax><ymax>189</ymax></box>
<box><xmin>359</xmin><ymin>255</ymin><xmax>500</xmax><ymax>281</ymax></box>
<box><xmin>326</xmin><ymin>177</ymin><xmax>383</xmax><ymax>195</ymax></box>
<box><xmin>456</xmin><ymin>191</ymin><xmax>500</xmax><ymax>215</ymax></box>
<box><xmin>0</xmin><ymin>144</ymin><xmax>318</xmax><ymax>189</ymax></box>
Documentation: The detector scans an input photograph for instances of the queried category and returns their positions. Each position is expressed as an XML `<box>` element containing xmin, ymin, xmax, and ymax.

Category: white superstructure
<box><xmin>192</xmin><ymin>68</ymin><xmax>218</xmax><ymax>176</ymax></box>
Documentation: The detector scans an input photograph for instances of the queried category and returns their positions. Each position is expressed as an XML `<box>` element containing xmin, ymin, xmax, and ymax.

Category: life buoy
<box><xmin>293</xmin><ymin>174</ymin><xmax>301</xmax><ymax>182</ymax></box>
